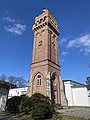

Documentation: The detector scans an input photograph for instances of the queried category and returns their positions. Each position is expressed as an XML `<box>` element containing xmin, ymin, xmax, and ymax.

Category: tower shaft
<box><xmin>28</xmin><ymin>9</ymin><xmax>62</xmax><ymax>104</ymax></box>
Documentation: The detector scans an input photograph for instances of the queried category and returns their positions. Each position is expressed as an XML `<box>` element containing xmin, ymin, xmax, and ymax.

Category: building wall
<box><xmin>0</xmin><ymin>88</ymin><xmax>8</xmax><ymax>111</ymax></box>
<box><xmin>8</xmin><ymin>87</ymin><xmax>28</xmax><ymax>99</ymax></box>
<box><xmin>63</xmin><ymin>80</ymin><xmax>90</xmax><ymax>106</ymax></box>
<box><xmin>64</xmin><ymin>81</ymin><xmax>74</xmax><ymax>106</ymax></box>
<box><xmin>72</xmin><ymin>87</ymin><xmax>90</xmax><ymax>106</ymax></box>
<box><xmin>88</xmin><ymin>97</ymin><xmax>90</xmax><ymax>105</ymax></box>
<box><xmin>87</xmin><ymin>89</ymin><xmax>90</xmax><ymax>105</ymax></box>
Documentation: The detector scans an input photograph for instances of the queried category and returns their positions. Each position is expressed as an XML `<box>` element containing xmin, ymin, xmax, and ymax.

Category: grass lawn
<box><xmin>53</xmin><ymin>115</ymin><xmax>86</xmax><ymax>120</ymax></box>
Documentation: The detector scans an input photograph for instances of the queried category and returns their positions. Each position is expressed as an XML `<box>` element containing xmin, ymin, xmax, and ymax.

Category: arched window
<box><xmin>37</xmin><ymin>75</ymin><xmax>41</xmax><ymax>86</ymax></box>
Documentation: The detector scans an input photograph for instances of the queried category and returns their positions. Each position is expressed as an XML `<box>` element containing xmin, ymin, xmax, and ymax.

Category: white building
<box><xmin>87</xmin><ymin>85</ymin><xmax>90</xmax><ymax>105</ymax></box>
<box><xmin>8</xmin><ymin>87</ymin><xmax>28</xmax><ymax>99</ymax></box>
<box><xmin>8</xmin><ymin>80</ymin><xmax>90</xmax><ymax>107</ymax></box>
<box><xmin>0</xmin><ymin>80</ymin><xmax>15</xmax><ymax>111</ymax></box>
<box><xmin>63</xmin><ymin>80</ymin><xmax>90</xmax><ymax>106</ymax></box>
<box><xmin>0</xmin><ymin>88</ymin><xmax>8</xmax><ymax>111</ymax></box>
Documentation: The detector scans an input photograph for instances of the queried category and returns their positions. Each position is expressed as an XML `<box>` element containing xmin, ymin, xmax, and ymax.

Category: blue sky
<box><xmin>0</xmin><ymin>0</ymin><xmax>90</xmax><ymax>84</ymax></box>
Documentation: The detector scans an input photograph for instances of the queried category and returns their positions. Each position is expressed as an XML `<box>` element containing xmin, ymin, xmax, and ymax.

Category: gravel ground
<box><xmin>57</xmin><ymin>107</ymin><xmax>90</xmax><ymax>120</ymax></box>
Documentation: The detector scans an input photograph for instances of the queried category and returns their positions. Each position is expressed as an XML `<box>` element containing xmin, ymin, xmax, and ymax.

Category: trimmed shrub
<box><xmin>32</xmin><ymin>102</ymin><xmax>54</xmax><ymax>120</ymax></box>
<box><xmin>31</xmin><ymin>93</ymin><xmax>55</xmax><ymax>120</ymax></box>
<box><xmin>7</xmin><ymin>93</ymin><xmax>55</xmax><ymax>119</ymax></box>
<box><xmin>19</xmin><ymin>96</ymin><xmax>32</xmax><ymax>114</ymax></box>
<box><xmin>7</xmin><ymin>96</ymin><xmax>22</xmax><ymax>114</ymax></box>
<box><xmin>7</xmin><ymin>96</ymin><xmax>32</xmax><ymax>114</ymax></box>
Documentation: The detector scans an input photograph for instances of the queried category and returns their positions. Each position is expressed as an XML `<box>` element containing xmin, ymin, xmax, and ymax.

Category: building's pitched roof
<box><xmin>0</xmin><ymin>80</ymin><xmax>16</xmax><ymax>89</ymax></box>
<box><xmin>63</xmin><ymin>80</ymin><xmax>86</xmax><ymax>88</ymax></box>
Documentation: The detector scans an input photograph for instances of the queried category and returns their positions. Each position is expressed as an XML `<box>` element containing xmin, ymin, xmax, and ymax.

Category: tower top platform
<box><xmin>33</xmin><ymin>8</ymin><xmax>60</xmax><ymax>36</ymax></box>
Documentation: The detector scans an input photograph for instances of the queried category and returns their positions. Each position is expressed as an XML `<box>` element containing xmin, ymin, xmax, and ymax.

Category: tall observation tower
<box><xmin>28</xmin><ymin>9</ymin><xmax>67</xmax><ymax>105</ymax></box>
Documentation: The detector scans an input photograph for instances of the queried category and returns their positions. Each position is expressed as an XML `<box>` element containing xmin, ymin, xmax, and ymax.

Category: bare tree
<box><xmin>8</xmin><ymin>76</ymin><xmax>17</xmax><ymax>85</ymax></box>
<box><xmin>16</xmin><ymin>77</ymin><xmax>26</xmax><ymax>87</ymax></box>
<box><xmin>8</xmin><ymin>75</ymin><xmax>27</xmax><ymax>87</ymax></box>
<box><xmin>86</xmin><ymin>77</ymin><xmax>90</xmax><ymax>85</ymax></box>
<box><xmin>0</xmin><ymin>74</ymin><xmax>7</xmax><ymax>81</ymax></box>
<box><xmin>0</xmin><ymin>74</ymin><xmax>27</xmax><ymax>87</ymax></box>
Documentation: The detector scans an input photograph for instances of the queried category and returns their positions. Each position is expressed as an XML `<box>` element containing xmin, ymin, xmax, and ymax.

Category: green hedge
<box><xmin>31</xmin><ymin>93</ymin><xmax>55</xmax><ymax>119</ymax></box>
<box><xmin>7</xmin><ymin>93</ymin><xmax>55</xmax><ymax>119</ymax></box>
<box><xmin>19</xmin><ymin>96</ymin><xmax>32</xmax><ymax>114</ymax></box>
<box><xmin>7</xmin><ymin>96</ymin><xmax>22</xmax><ymax>114</ymax></box>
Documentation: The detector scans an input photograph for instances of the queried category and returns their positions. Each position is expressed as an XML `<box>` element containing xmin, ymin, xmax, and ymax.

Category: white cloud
<box><xmin>3</xmin><ymin>17</ymin><xmax>15</xmax><ymax>23</ymax></box>
<box><xmin>59</xmin><ymin>38</ymin><xmax>67</xmax><ymax>46</ymax></box>
<box><xmin>4</xmin><ymin>24</ymin><xmax>27</xmax><ymax>35</ymax></box>
<box><xmin>67</xmin><ymin>34</ymin><xmax>90</xmax><ymax>48</ymax></box>
<box><xmin>62</xmin><ymin>51</ymin><xmax>68</xmax><ymax>56</ymax></box>
<box><xmin>2</xmin><ymin>16</ymin><xmax>27</xmax><ymax>35</ymax></box>
<box><xmin>67</xmin><ymin>34</ymin><xmax>90</xmax><ymax>55</ymax></box>
<box><xmin>60</xmin><ymin>59</ymin><xmax>65</xmax><ymax>62</ymax></box>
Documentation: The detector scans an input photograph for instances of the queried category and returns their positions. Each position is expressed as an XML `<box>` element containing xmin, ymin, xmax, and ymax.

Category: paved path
<box><xmin>57</xmin><ymin>107</ymin><xmax>90</xmax><ymax>120</ymax></box>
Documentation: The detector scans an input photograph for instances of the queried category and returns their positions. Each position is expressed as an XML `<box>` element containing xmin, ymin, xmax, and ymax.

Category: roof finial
<box><xmin>43</xmin><ymin>8</ymin><xmax>47</xmax><ymax>12</ymax></box>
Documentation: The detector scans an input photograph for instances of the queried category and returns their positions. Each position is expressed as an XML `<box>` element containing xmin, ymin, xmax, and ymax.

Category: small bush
<box><xmin>7</xmin><ymin>96</ymin><xmax>22</xmax><ymax>114</ymax></box>
<box><xmin>7</xmin><ymin>96</ymin><xmax>32</xmax><ymax>114</ymax></box>
<box><xmin>31</xmin><ymin>93</ymin><xmax>55</xmax><ymax>120</ymax></box>
<box><xmin>19</xmin><ymin>96</ymin><xmax>32</xmax><ymax>114</ymax></box>
<box><xmin>7</xmin><ymin>93</ymin><xmax>55</xmax><ymax>119</ymax></box>
<box><xmin>32</xmin><ymin>102</ymin><xmax>54</xmax><ymax>120</ymax></box>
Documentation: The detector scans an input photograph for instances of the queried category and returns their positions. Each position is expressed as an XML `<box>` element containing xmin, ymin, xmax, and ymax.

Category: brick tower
<box><xmin>28</xmin><ymin>9</ymin><xmax>66</xmax><ymax>105</ymax></box>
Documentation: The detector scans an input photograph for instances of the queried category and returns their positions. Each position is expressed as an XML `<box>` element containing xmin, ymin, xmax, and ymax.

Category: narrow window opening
<box><xmin>51</xmin><ymin>42</ymin><xmax>55</xmax><ymax>48</ymax></box>
<box><xmin>38</xmin><ymin>40</ymin><xmax>42</xmax><ymax>46</ymax></box>
<box><xmin>37</xmin><ymin>75</ymin><xmax>41</xmax><ymax>86</ymax></box>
